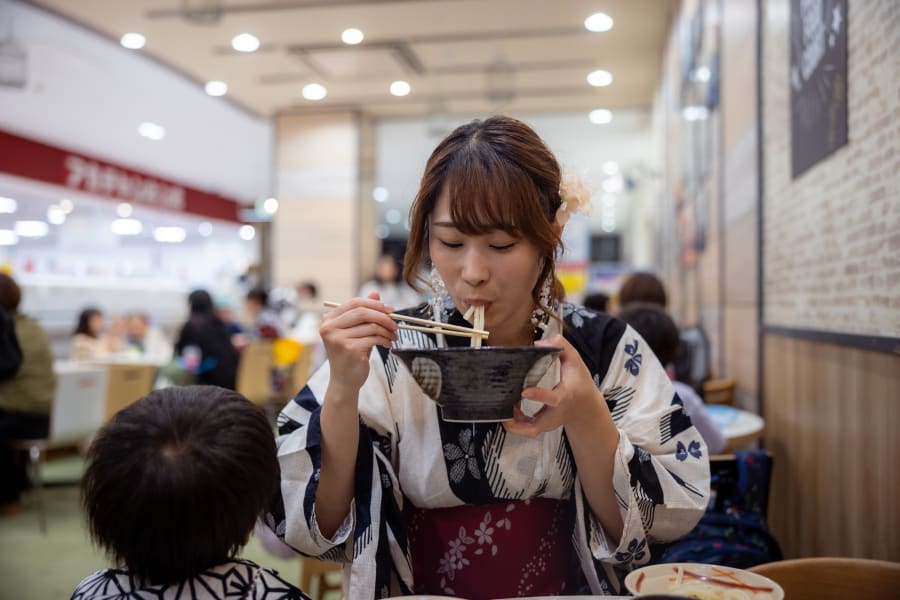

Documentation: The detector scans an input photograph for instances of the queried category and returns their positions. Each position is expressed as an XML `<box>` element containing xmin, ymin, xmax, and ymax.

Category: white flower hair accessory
<box><xmin>556</xmin><ymin>173</ymin><xmax>593</xmax><ymax>225</ymax></box>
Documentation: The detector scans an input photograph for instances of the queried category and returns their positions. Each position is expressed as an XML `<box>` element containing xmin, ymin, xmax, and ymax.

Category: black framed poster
<box><xmin>789</xmin><ymin>0</ymin><xmax>848</xmax><ymax>178</ymax></box>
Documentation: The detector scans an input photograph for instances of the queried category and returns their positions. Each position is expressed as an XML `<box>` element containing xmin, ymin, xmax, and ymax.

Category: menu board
<box><xmin>790</xmin><ymin>0</ymin><xmax>848</xmax><ymax>178</ymax></box>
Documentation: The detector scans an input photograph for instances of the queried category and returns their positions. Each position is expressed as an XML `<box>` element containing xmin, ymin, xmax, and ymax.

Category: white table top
<box><xmin>707</xmin><ymin>404</ymin><xmax>765</xmax><ymax>446</ymax></box>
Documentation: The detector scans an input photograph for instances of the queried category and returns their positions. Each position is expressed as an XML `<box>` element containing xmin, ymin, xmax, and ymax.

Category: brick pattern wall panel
<box><xmin>763</xmin><ymin>0</ymin><xmax>900</xmax><ymax>336</ymax></box>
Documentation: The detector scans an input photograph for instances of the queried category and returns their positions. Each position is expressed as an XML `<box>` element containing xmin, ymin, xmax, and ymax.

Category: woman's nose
<box><xmin>461</xmin><ymin>248</ymin><xmax>489</xmax><ymax>287</ymax></box>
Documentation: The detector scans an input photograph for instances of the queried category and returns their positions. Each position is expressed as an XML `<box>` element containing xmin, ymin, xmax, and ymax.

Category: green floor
<box><xmin>0</xmin><ymin>455</ymin><xmax>337</xmax><ymax>599</ymax></box>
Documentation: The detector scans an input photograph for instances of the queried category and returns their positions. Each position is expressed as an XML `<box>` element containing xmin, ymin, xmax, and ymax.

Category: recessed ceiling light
<box><xmin>138</xmin><ymin>122</ymin><xmax>166</xmax><ymax>140</ymax></box>
<box><xmin>198</xmin><ymin>221</ymin><xmax>213</xmax><ymax>236</ymax></box>
<box><xmin>587</xmin><ymin>69</ymin><xmax>613</xmax><ymax>87</ymax></box>
<box><xmin>584</xmin><ymin>12</ymin><xmax>614</xmax><ymax>32</ymax></box>
<box><xmin>154</xmin><ymin>226</ymin><xmax>186</xmax><ymax>243</ymax></box>
<box><xmin>117</xmin><ymin>202</ymin><xmax>133</xmax><ymax>218</ymax></box>
<box><xmin>0</xmin><ymin>196</ymin><xmax>17</xmax><ymax>213</ymax></box>
<box><xmin>205</xmin><ymin>80</ymin><xmax>228</xmax><ymax>96</ymax></box>
<box><xmin>682</xmin><ymin>105</ymin><xmax>709</xmax><ymax>121</ymax></box>
<box><xmin>602</xmin><ymin>176</ymin><xmax>624</xmax><ymax>193</ymax></box>
<box><xmin>15</xmin><ymin>220</ymin><xmax>49</xmax><ymax>238</ymax></box>
<box><xmin>385</xmin><ymin>209</ymin><xmax>402</xmax><ymax>224</ymax></box>
<box><xmin>239</xmin><ymin>225</ymin><xmax>256</xmax><ymax>240</ymax></box>
<box><xmin>375</xmin><ymin>224</ymin><xmax>390</xmax><ymax>239</ymax></box>
<box><xmin>111</xmin><ymin>219</ymin><xmax>143</xmax><ymax>236</ymax></box>
<box><xmin>120</xmin><ymin>32</ymin><xmax>146</xmax><ymax>50</ymax></box>
<box><xmin>372</xmin><ymin>187</ymin><xmax>389</xmax><ymax>202</ymax></box>
<box><xmin>390</xmin><ymin>80</ymin><xmax>411</xmax><ymax>97</ymax></box>
<box><xmin>59</xmin><ymin>198</ymin><xmax>74</xmax><ymax>213</ymax></box>
<box><xmin>589</xmin><ymin>109</ymin><xmax>613</xmax><ymax>124</ymax></box>
<box><xmin>692</xmin><ymin>66</ymin><xmax>711</xmax><ymax>82</ymax></box>
<box><xmin>0</xmin><ymin>230</ymin><xmax>18</xmax><ymax>246</ymax></box>
<box><xmin>231</xmin><ymin>33</ymin><xmax>260</xmax><ymax>53</ymax></box>
<box><xmin>262</xmin><ymin>197</ymin><xmax>279</xmax><ymax>214</ymax></box>
<box><xmin>602</xmin><ymin>161</ymin><xmax>619</xmax><ymax>175</ymax></box>
<box><xmin>47</xmin><ymin>205</ymin><xmax>66</xmax><ymax>225</ymax></box>
<box><xmin>341</xmin><ymin>28</ymin><xmax>364</xmax><ymax>45</ymax></box>
<box><xmin>302</xmin><ymin>83</ymin><xmax>327</xmax><ymax>101</ymax></box>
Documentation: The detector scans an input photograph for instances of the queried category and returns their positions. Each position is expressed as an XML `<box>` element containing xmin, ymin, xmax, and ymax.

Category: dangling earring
<box><xmin>429</xmin><ymin>266</ymin><xmax>454</xmax><ymax>321</ymax></box>
<box><xmin>530</xmin><ymin>275</ymin><xmax>554</xmax><ymax>332</ymax></box>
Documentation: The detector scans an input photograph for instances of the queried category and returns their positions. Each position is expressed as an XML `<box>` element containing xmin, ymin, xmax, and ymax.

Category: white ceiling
<box><xmin>25</xmin><ymin>0</ymin><xmax>677</xmax><ymax>118</ymax></box>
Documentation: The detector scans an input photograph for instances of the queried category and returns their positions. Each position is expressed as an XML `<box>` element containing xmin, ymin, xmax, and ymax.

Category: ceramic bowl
<box><xmin>391</xmin><ymin>345</ymin><xmax>562</xmax><ymax>422</ymax></box>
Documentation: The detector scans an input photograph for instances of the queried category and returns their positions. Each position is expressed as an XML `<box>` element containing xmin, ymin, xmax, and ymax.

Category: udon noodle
<box><xmin>463</xmin><ymin>305</ymin><xmax>485</xmax><ymax>348</ymax></box>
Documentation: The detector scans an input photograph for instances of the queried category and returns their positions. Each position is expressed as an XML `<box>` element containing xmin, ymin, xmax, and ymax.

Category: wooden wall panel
<box><xmin>764</xmin><ymin>334</ymin><xmax>900</xmax><ymax>561</ymax></box>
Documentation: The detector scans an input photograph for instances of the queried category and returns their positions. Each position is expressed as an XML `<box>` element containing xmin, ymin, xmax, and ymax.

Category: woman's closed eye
<box><xmin>439</xmin><ymin>239</ymin><xmax>463</xmax><ymax>249</ymax></box>
<box><xmin>490</xmin><ymin>242</ymin><xmax>516</xmax><ymax>251</ymax></box>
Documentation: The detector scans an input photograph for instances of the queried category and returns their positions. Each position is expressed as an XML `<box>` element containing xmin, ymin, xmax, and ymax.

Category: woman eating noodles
<box><xmin>268</xmin><ymin>115</ymin><xmax>709</xmax><ymax>598</ymax></box>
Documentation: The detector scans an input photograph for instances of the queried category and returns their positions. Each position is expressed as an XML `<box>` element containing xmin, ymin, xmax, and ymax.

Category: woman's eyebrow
<box><xmin>431</xmin><ymin>221</ymin><xmax>457</xmax><ymax>228</ymax></box>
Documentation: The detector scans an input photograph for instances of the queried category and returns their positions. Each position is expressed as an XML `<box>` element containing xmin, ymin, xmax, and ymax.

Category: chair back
<box><xmin>749</xmin><ymin>557</ymin><xmax>900</xmax><ymax>600</ymax></box>
<box><xmin>236</xmin><ymin>341</ymin><xmax>275</xmax><ymax>404</ymax></box>
<box><xmin>103</xmin><ymin>363</ymin><xmax>157</xmax><ymax>421</ymax></box>
<box><xmin>290</xmin><ymin>343</ymin><xmax>314</xmax><ymax>394</ymax></box>
<box><xmin>703</xmin><ymin>377</ymin><xmax>737</xmax><ymax>405</ymax></box>
<box><xmin>48</xmin><ymin>364</ymin><xmax>109</xmax><ymax>449</ymax></box>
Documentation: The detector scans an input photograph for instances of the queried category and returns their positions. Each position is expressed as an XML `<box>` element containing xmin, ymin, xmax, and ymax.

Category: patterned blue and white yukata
<box><xmin>267</xmin><ymin>302</ymin><xmax>710</xmax><ymax>598</ymax></box>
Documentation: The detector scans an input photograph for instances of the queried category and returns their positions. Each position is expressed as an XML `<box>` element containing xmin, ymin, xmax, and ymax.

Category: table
<box><xmin>706</xmin><ymin>404</ymin><xmax>765</xmax><ymax>449</ymax></box>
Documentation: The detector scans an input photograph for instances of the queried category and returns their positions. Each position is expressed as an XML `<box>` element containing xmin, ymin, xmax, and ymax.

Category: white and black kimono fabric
<box><xmin>268</xmin><ymin>302</ymin><xmax>710</xmax><ymax>598</ymax></box>
<box><xmin>71</xmin><ymin>559</ymin><xmax>309</xmax><ymax>600</ymax></box>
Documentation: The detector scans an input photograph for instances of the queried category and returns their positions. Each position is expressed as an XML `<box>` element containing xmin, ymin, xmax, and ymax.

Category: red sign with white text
<box><xmin>0</xmin><ymin>129</ymin><xmax>242</xmax><ymax>223</ymax></box>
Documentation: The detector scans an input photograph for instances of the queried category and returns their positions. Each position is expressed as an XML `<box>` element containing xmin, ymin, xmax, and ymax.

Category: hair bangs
<box><xmin>444</xmin><ymin>145</ymin><xmax>546</xmax><ymax>238</ymax></box>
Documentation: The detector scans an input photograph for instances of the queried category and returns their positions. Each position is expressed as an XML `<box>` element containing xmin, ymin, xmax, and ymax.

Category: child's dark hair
<box><xmin>617</xmin><ymin>302</ymin><xmax>681</xmax><ymax>366</ymax></box>
<box><xmin>81</xmin><ymin>386</ymin><xmax>278</xmax><ymax>585</ymax></box>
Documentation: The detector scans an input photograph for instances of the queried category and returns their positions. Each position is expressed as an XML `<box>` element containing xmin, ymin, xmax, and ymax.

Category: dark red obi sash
<box><xmin>404</xmin><ymin>498</ymin><xmax>573</xmax><ymax>599</ymax></box>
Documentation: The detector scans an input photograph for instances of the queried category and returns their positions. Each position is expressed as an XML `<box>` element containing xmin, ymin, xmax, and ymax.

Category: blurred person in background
<box><xmin>583</xmin><ymin>292</ymin><xmax>610</xmax><ymax>314</ymax></box>
<box><xmin>0</xmin><ymin>273</ymin><xmax>55</xmax><ymax>512</ymax></box>
<box><xmin>617</xmin><ymin>302</ymin><xmax>725</xmax><ymax>454</ymax></box>
<box><xmin>175</xmin><ymin>290</ymin><xmax>239</xmax><ymax>390</ymax></box>
<box><xmin>358</xmin><ymin>253</ymin><xmax>422</xmax><ymax>309</ymax></box>
<box><xmin>72</xmin><ymin>386</ymin><xmax>310</xmax><ymax>599</ymax></box>
<box><xmin>71</xmin><ymin>307</ymin><xmax>113</xmax><ymax>360</ymax></box>
<box><xmin>617</xmin><ymin>271</ymin><xmax>668</xmax><ymax>309</ymax></box>
<box><xmin>244</xmin><ymin>287</ymin><xmax>284</xmax><ymax>340</ymax></box>
<box><xmin>214</xmin><ymin>296</ymin><xmax>248</xmax><ymax>351</ymax></box>
<box><xmin>125</xmin><ymin>312</ymin><xmax>172</xmax><ymax>363</ymax></box>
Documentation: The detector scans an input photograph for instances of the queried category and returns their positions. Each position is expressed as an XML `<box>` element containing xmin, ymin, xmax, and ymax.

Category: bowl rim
<box><xmin>624</xmin><ymin>562</ymin><xmax>784</xmax><ymax>599</ymax></box>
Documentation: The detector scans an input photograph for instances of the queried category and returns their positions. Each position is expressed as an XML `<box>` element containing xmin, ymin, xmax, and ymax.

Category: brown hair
<box><xmin>403</xmin><ymin>115</ymin><xmax>565</xmax><ymax>312</ymax></box>
<box><xmin>0</xmin><ymin>273</ymin><xmax>22</xmax><ymax>312</ymax></box>
<box><xmin>619</xmin><ymin>272</ymin><xmax>668</xmax><ymax>308</ymax></box>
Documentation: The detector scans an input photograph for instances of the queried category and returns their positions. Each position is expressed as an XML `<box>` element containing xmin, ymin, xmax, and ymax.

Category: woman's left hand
<box><xmin>504</xmin><ymin>335</ymin><xmax>608</xmax><ymax>438</ymax></box>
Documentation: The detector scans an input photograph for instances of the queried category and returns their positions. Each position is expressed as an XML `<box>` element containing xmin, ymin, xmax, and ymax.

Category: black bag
<box><xmin>0</xmin><ymin>307</ymin><xmax>23</xmax><ymax>380</ymax></box>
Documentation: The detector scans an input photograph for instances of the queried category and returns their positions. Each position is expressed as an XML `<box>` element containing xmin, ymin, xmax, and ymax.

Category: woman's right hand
<box><xmin>319</xmin><ymin>293</ymin><xmax>398</xmax><ymax>396</ymax></box>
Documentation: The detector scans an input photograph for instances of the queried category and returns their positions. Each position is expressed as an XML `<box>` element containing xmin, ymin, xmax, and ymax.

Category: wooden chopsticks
<box><xmin>323</xmin><ymin>301</ymin><xmax>489</xmax><ymax>340</ymax></box>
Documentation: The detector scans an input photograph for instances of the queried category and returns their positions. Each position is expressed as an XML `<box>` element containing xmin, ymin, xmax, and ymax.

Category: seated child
<box><xmin>72</xmin><ymin>386</ymin><xmax>310</xmax><ymax>599</ymax></box>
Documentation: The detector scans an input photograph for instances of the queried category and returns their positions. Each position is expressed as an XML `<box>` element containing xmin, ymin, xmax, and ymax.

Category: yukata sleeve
<box><xmin>572</xmin><ymin>323</ymin><xmax>710</xmax><ymax>591</ymax></box>
<box><xmin>266</xmin><ymin>355</ymin><xmax>399</xmax><ymax>566</ymax></box>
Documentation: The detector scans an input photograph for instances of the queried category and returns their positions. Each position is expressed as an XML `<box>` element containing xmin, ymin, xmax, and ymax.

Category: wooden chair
<box><xmin>103</xmin><ymin>363</ymin><xmax>157</xmax><ymax>421</ymax></box>
<box><xmin>703</xmin><ymin>377</ymin><xmax>737</xmax><ymax>405</ymax></box>
<box><xmin>300</xmin><ymin>557</ymin><xmax>342</xmax><ymax>600</ymax></box>
<box><xmin>749</xmin><ymin>557</ymin><xmax>900</xmax><ymax>600</ymax></box>
<box><xmin>236</xmin><ymin>341</ymin><xmax>275</xmax><ymax>404</ymax></box>
<box><xmin>8</xmin><ymin>364</ymin><xmax>109</xmax><ymax>533</ymax></box>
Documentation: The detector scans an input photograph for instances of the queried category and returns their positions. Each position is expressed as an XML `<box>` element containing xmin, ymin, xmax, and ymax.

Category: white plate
<box><xmin>624</xmin><ymin>562</ymin><xmax>784</xmax><ymax>599</ymax></box>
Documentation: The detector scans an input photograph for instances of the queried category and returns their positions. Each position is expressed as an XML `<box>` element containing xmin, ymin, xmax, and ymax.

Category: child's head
<box><xmin>617</xmin><ymin>302</ymin><xmax>681</xmax><ymax>366</ymax></box>
<box><xmin>81</xmin><ymin>386</ymin><xmax>278</xmax><ymax>585</ymax></box>
<box><xmin>618</xmin><ymin>272</ymin><xmax>668</xmax><ymax>308</ymax></box>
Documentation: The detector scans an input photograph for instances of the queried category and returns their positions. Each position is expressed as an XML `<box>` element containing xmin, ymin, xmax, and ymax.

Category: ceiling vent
<box><xmin>180</xmin><ymin>0</ymin><xmax>223</xmax><ymax>25</ymax></box>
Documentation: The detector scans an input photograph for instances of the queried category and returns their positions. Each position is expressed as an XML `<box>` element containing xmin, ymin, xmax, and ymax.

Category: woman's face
<box><xmin>89</xmin><ymin>313</ymin><xmax>104</xmax><ymax>336</ymax></box>
<box><xmin>428</xmin><ymin>188</ymin><xmax>543</xmax><ymax>346</ymax></box>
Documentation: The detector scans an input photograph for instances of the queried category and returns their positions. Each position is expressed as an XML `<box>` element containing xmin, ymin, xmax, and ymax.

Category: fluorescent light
<box><xmin>198</xmin><ymin>221</ymin><xmax>213</xmax><ymax>236</ymax></box>
<box><xmin>302</xmin><ymin>83</ymin><xmax>327</xmax><ymax>101</ymax></box>
<box><xmin>59</xmin><ymin>198</ymin><xmax>74</xmax><ymax>213</ymax></box>
<box><xmin>138</xmin><ymin>122</ymin><xmax>166</xmax><ymax>141</ymax></box>
<box><xmin>584</xmin><ymin>12</ymin><xmax>614</xmax><ymax>32</ymax></box>
<box><xmin>205</xmin><ymin>80</ymin><xmax>228</xmax><ymax>96</ymax></box>
<box><xmin>0</xmin><ymin>230</ymin><xmax>17</xmax><ymax>245</ymax></box>
<box><xmin>385</xmin><ymin>209</ymin><xmax>402</xmax><ymax>224</ymax></box>
<box><xmin>117</xmin><ymin>202</ymin><xmax>133</xmax><ymax>218</ymax></box>
<box><xmin>372</xmin><ymin>187</ymin><xmax>389</xmax><ymax>203</ymax></box>
<box><xmin>587</xmin><ymin>69</ymin><xmax>613</xmax><ymax>87</ymax></box>
<box><xmin>231</xmin><ymin>33</ymin><xmax>260</xmax><ymax>52</ymax></box>
<box><xmin>153</xmin><ymin>226</ymin><xmax>186</xmax><ymax>243</ymax></box>
<box><xmin>47</xmin><ymin>205</ymin><xmax>66</xmax><ymax>225</ymax></box>
<box><xmin>682</xmin><ymin>105</ymin><xmax>709</xmax><ymax>121</ymax></box>
<box><xmin>693</xmin><ymin>66</ymin><xmax>711</xmax><ymax>82</ymax></box>
<box><xmin>239</xmin><ymin>225</ymin><xmax>256</xmax><ymax>240</ymax></box>
<box><xmin>120</xmin><ymin>33</ymin><xmax>146</xmax><ymax>50</ymax></box>
<box><xmin>375</xmin><ymin>224</ymin><xmax>390</xmax><ymax>239</ymax></box>
<box><xmin>14</xmin><ymin>220</ymin><xmax>49</xmax><ymax>238</ymax></box>
<box><xmin>602</xmin><ymin>161</ymin><xmax>619</xmax><ymax>175</ymax></box>
<box><xmin>589</xmin><ymin>109</ymin><xmax>613</xmax><ymax>124</ymax></box>
<box><xmin>0</xmin><ymin>196</ymin><xmax>17</xmax><ymax>213</ymax></box>
<box><xmin>390</xmin><ymin>80</ymin><xmax>411</xmax><ymax>97</ymax></box>
<box><xmin>262</xmin><ymin>197</ymin><xmax>279</xmax><ymax>214</ymax></box>
<box><xmin>341</xmin><ymin>28</ymin><xmax>364</xmax><ymax>45</ymax></box>
<box><xmin>111</xmin><ymin>218</ymin><xmax>143</xmax><ymax>236</ymax></box>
